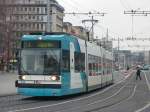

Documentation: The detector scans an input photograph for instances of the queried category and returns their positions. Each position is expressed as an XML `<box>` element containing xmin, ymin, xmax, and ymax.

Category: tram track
<box><xmin>86</xmin><ymin>71</ymin><xmax>150</xmax><ymax>112</ymax></box>
<box><xmin>134</xmin><ymin>71</ymin><xmax>150</xmax><ymax>112</ymax></box>
<box><xmin>51</xmin><ymin>74</ymin><xmax>136</xmax><ymax>112</ymax></box>
<box><xmin>84</xmin><ymin>84</ymin><xmax>137</xmax><ymax>112</ymax></box>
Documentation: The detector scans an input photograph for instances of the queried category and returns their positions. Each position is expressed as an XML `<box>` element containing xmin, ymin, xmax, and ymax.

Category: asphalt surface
<box><xmin>0</xmin><ymin>70</ymin><xmax>149</xmax><ymax>112</ymax></box>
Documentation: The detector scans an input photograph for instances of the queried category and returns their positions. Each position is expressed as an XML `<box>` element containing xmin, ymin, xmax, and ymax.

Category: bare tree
<box><xmin>0</xmin><ymin>0</ymin><xmax>15</xmax><ymax>71</ymax></box>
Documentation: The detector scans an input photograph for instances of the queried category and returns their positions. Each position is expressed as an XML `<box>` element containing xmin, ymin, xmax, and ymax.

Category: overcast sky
<box><xmin>58</xmin><ymin>0</ymin><xmax>150</xmax><ymax>51</ymax></box>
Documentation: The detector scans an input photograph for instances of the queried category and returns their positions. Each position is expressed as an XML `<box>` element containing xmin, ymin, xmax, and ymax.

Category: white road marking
<box><xmin>135</xmin><ymin>103</ymin><xmax>150</xmax><ymax>112</ymax></box>
<box><xmin>113</xmin><ymin>84</ymin><xmax>137</xmax><ymax>106</ymax></box>
<box><xmin>9</xmin><ymin>73</ymin><xmax>132</xmax><ymax>112</ymax></box>
<box><xmin>56</xmin><ymin>77</ymin><xmax>136</xmax><ymax>112</ymax></box>
<box><xmin>134</xmin><ymin>71</ymin><xmax>150</xmax><ymax>112</ymax></box>
<box><xmin>127</xmin><ymin>84</ymin><xmax>137</xmax><ymax>100</ymax></box>
<box><xmin>101</xmin><ymin>84</ymin><xmax>137</xmax><ymax>110</ymax></box>
<box><xmin>86</xmin><ymin>78</ymin><xmax>132</xmax><ymax>106</ymax></box>
<box><xmin>143</xmin><ymin>71</ymin><xmax>150</xmax><ymax>91</ymax></box>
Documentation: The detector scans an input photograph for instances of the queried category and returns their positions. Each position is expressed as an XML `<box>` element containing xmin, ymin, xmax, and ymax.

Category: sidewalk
<box><xmin>0</xmin><ymin>71</ymin><xmax>17</xmax><ymax>96</ymax></box>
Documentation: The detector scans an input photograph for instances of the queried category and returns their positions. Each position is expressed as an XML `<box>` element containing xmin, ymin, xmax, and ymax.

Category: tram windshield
<box><xmin>20</xmin><ymin>49</ymin><xmax>60</xmax><ymax>75</ymax></box>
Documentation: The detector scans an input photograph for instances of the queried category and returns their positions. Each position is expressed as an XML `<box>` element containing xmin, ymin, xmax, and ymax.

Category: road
<box><xmin>0</xmin><ymin>70</ymin><xmax>149</xmax><ymax>112</ymax></box>
<box><xmin>0</xmin><ymin>71</ymin><xmax>17</xmax><ymax>96</ymax></box>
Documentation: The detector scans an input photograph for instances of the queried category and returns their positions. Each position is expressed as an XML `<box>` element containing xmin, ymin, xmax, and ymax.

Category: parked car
<box><xmin>141</xmin><ymin>65</ymin><xmax>150</xmax><ymax>70</ymax></box>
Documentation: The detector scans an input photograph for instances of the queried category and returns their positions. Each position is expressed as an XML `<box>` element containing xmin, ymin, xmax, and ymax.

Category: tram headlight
<box><xmin>19</xmin><ymin>75</ymin><xmax>26</xmax><ymax>80</ymax></box>
<box><xmin>22</xmin><ymin>75</ymin><xmax>26</xmax><ymax>80</ymax></box>
<box><xmin>51</xmin><ymin>76</ymin><xmax>57</xmax><ymax>81</ymax></box>
<box><xmin>50</xmin><ymin>76</ymin><xmax>60</xmax><ymax>81</ymax></box>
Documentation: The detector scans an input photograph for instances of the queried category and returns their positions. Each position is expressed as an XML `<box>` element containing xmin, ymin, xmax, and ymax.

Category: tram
<box><xmin>15</xmin><ymin>32</ymin><xmax>113</xmax><ymax>96</ymax></box>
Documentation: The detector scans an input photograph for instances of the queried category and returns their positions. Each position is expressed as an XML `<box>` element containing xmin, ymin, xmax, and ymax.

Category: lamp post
<box><xmin>118</xmin><ymin>37</ymin><xmax>120</xmax><ymax>71</ymax></box>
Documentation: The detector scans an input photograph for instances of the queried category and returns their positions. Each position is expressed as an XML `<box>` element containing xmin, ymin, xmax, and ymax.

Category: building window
<box><xmin>37</xmin><ymin>16</ymin><xmax>39</xmax><ymax>21</ymax></box>
<box><xmin>37</xmin><ymin>7</ymin><xmax>39</xmax><ymax>13</ymax></box>
<box><xmin>20</xmin><ymin>23</ymin><xmax>23</xmax><ymax>28</ymax></box>
<box><xmin>25</xmin><ymin>7</ymin><xmax>27</xmax><ymax>11</ymax></box>
<box><xmin>41</xmin><ymin>24</ymin><xmax>43</xmax><ymax>30</ymax></box>
<box><xmin>29</xmin><ymin>7</ymin><xmax>31</xmax><ymax>11</ymax></box>
<box><xmin>37</xmin><ymin>23</ymin><xmax>39</xmax><ymax>29</ymax></box>
<box><xmin>33</xmin><ymin>7</ymin><xmax>35</xmax><ymax>11</ymax></box>
<box><xmin>16</xmin><ymin>15</ymin><xmax>19</xmax><ymax>20</ymax></box>
<box><xmin>28</xmin><ymin>24</ymin><xmax>31</xmax><ymax>29</ymax></box>
<box><xmin>32</xmin><ymin>16</ymin><xmax>35</xmax><ymax>20</ymax></box>
<box><xmin>20</xmin><ymin>15</ymin><xmax>23</xmax><ymax>20</ymax></box>
<box><xmin>20</xmin><ymin>7</ymin><xmax>23</xmax><ymax>11</ymax></box>
<box><xmin>32</xmin><ymin>23</ymin><xmax>35</xmax><ymax>29</ymax></box>
<box><xmin>41</xmin><ymin>16</ymin><xmax>43</xmax><ymax>21</ymax></box>
<box><xmin>45</xmin><ymin>7</ymin><xmax>47</xmax><ymax>13</ymax></box>
<box><xmin>17</xmin><ymin>7</ymin><xmax>19</xmax><ymax>11</ymax></box>
<box><xmin>29</xmin><ymin>15</ymin><xmax>31</xmax><ymax>19</ymax></box>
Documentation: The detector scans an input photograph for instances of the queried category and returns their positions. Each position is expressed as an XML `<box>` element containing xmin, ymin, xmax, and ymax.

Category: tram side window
<box><xmin>106</xmin><ymin>59</ymin><xmax>109</xmax><ymax>74</ymax></box>
<box><xmin>88</xmin><ymin>54</ymin><xmax>92</xmax><ymax>76</ymax></box>
<box><xmin>103</xmin><ymin>58</ymin><xmax>106</xmax><ymax>75</ymax></box>
<box><xmin>62</xmin><ymin>50</ymin><xmax>70</xmax><ymax>72</ymax></box>
<box><xmin>98</xmin><ymin>57</ymin><xmax>102</xmax><ymax>75</ymax></box>
<box><xmin>74</xmin><ymin>52</ymin><xmax>85</xmax><ymax>72</ymax></box>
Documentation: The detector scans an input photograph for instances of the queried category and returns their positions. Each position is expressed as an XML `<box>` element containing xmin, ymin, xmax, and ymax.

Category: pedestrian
<box><xmin>136</xmin><ymin>66</ymin><xmax>141</xmax><ymax>80</ymax></box>
<box><xmin>127</xmin><ymin>65</ymin><xmax>129</xmax><ymax>71</ymax></box>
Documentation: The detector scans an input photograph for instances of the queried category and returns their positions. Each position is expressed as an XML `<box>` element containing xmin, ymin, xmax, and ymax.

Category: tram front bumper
<box><xmin>18</xmin><ymin>88</ymin><xmax>62</xmax><ymax>96</ymax></box>
<box><xmin>16</xmin><ymin>80</ymin><xmax>62</xmax><ymax>96</ymax></box>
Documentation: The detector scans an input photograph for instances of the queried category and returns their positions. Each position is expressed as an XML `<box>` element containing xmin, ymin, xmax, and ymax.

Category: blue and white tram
<box><xmin>15</xmin><ymin>32</ymin><xmax>113</xmax><ymax>96</ymax></box>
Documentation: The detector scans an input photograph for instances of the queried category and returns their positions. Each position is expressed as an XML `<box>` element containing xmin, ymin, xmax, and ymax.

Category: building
<box><xmin>11</xmin><ymin>0</ymin><xmax>64</xmax><ymax>37</ymax></box>
<box><xmin>113</xmin><ymin>50</ymin><xmax>144</xmax><ymax>70</ymax></box>
<box><xmin>63</xmin><ymin>22</ymin><xmax>92</xmax><ymax>41</ymax></box>
<box><xmin>113</xmin><ymin>50</ymin><xmax>131</xmax><ymax>70</ymax></box>
<box><xmin>95</xmin><ymin>38</ymin><xmax>113</xmax><ymax>51</ymax></box>
<box><xmin>144</xmin><ymin>51</ymin><xmax>150</xmax><ymax>65</ymax></box>
<box><xmin>0</xmin><ymin>0</ymin><xmax>64</xmax><ymax>70</ymax></box>
<box><xmin>63</xmin><ymin>22</ymin><xmax>74</xmax><ymax>34</ymax></box>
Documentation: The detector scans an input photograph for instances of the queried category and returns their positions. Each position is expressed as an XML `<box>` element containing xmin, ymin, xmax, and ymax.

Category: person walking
<box><xmin>136</xmin><ymin>66</ymin><xmax>141</xmax><ymax>80</ymax></box>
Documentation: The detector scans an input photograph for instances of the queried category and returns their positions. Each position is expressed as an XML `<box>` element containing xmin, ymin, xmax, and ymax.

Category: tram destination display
<box><xmin>22</xmin><ymin>41</ymin><xmax>61</xmax><ymax>48</ymax></box>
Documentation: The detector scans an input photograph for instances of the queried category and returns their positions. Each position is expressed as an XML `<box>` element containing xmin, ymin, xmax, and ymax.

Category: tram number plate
<box><xmin>18</xmin><ymin>80</ymin><xmax>25</xmax><ymax>83</ymax></box>
<box><xmin>34</xmin><ymin>80</ymin><xmax>41</xmax><ymax>84</ymax></box>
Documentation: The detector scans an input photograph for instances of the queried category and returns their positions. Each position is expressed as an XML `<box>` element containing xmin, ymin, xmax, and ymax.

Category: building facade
<box><xmin>11</xmin><ymin>0</ymin><xmax>64</xmax><ymax>37</ymax></box>
<box><xmin>63</xmin><ymin>22</ymin><xmax>92</xmax><ymax>41</ymax></box>
<box><xmin>144</xmin><ymin>51</ymin><xmax>150</xmax><ymax>65</ymax></box>
<box><xmin>0</xmin><ymin>0</ymin><xmax>64</xmax><ymax>69</ymax></box>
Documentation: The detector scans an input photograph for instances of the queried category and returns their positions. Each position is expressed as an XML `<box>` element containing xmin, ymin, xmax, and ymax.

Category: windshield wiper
<box><xmin>22</xmin><ymin>70</ymin><xmax>30</xmax><ymax>75</ymax></box>
<box><xmin>20</xmin><ymin>66</ymin><xmax>30</xmax><ymax>75</ymax></box>
<box><xmin>43</xmin><ymin>70</ymin><xmax>58</xmax><ymax>75</ymax></box>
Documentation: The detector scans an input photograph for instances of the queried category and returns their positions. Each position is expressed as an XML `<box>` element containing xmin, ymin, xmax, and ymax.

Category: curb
<box><xmin>0</xmin><ymin>93</ymin><xmax>18</xmax><ymax>97</ymax></box>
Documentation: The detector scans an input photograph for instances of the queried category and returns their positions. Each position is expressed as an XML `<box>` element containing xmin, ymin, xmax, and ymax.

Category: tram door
<box><xmin>70</xmin><ymin>43</ymin><xmax>75</xmax><ymax>74</ymax></box>
<box><xmin>69</xmin><ymin>43</ymin><xmax>83</xmax><ymax>89</ymax></box>
<box><xmin>102</xmin><ymin>55</ymin><xmax>107</xmax><ymax>86</ymax></box>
